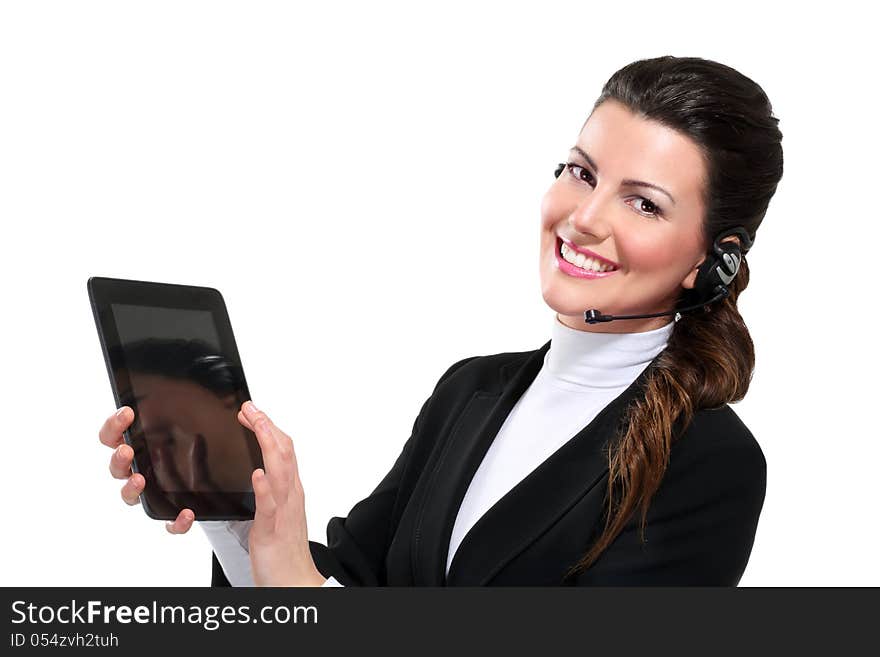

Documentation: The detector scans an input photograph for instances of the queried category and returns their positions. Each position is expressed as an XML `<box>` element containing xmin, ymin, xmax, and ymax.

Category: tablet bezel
<box><xmin>87</xmin><ymin>276</ymin><xmax>262</xmax><ymax>521</ymax></box>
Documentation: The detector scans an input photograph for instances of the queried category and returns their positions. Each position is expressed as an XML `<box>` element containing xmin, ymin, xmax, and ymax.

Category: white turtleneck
<box><xmin>201</xmin><ymin>313</ymin><xmax>675</xmax><ymax>587</ymax></box>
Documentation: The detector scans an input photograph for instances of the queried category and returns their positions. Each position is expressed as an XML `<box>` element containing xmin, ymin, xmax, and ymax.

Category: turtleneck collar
<box><xmin>541</xmin><ymin>313</ymin><xmax>674</xmax><ymax>392</ymax></box>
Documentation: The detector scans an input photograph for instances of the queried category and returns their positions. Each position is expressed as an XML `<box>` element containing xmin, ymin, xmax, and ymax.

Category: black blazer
<box><xmin>212</xmin><ymin>340</ymin><xmax>767</xmax><ymax>587</ymax></box>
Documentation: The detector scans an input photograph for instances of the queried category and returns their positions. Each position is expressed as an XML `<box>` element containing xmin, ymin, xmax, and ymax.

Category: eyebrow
<box><xmin>568</xmin><ymin>145</ymin><xmax>677</xmax><ymax>206</ymax></box>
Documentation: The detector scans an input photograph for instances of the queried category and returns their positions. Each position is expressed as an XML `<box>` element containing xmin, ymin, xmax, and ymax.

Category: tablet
<box><xmin>87</xmin><ymin>276</ymin><xmax>263</xmax><ymax>520</ymax></box>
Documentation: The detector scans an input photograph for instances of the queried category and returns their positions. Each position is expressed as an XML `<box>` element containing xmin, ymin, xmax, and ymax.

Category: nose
<box><xmin>566</xmin><ymin>191</ymin><xmax>614</xmax><ymax>241</ymax></box>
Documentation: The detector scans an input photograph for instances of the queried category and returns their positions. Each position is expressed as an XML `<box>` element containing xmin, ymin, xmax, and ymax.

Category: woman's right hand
<box><xmin>99</xmin><ymin>406</ymin><xmax>195</xmax><ymax>534</ymax></box>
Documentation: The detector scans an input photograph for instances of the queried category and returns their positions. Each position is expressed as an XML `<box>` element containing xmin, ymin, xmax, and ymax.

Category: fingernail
<box><xmin>116</xmin><ymin>407</ymin><xmax>127</xmax><ymax>418</ymax></box>
<box><xmin>246</xmin><ymin>401</ymin><xmax>258</xmax><ymax>413</ymax></box>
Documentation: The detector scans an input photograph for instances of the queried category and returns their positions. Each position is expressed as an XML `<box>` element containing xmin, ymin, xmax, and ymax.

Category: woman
<box><xmin>98</xmin><ymin>55</ymin><xmax>783</xmax><ymax>586</ymax></box>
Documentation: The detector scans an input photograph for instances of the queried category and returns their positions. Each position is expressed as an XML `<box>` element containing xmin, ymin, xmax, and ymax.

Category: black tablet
<box><xmin>87</xmin><ymin>276</ymin><xmax>263</xmax><ymax>520</ymax></box>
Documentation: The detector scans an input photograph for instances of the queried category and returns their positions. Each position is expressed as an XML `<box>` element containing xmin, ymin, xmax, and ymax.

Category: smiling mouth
<box><xmin>555</xmin><ymin>237</ymin><xmax>620</xmax><ymax>273</ymax></box>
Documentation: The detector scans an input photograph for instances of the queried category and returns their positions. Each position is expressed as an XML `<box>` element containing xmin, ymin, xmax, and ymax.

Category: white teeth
<box><xmin>560</xmin><ymin>242</ymin><xmax>617</xmax><ymax>272</ymax></box>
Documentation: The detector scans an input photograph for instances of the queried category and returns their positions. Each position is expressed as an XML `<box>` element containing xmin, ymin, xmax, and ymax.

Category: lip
<box><xmin>554</xmin><ymin>236</ymin><xmax>620</xmax><ymax>279</ymax></box>
<box><xmin>558</xmin><ymin>236</ymin><xmax>620</xmax><ymax>269</ymax></box>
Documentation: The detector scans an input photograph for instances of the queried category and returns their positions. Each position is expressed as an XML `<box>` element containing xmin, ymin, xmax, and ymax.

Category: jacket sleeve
<box><xmin>568</xmin><ymin>409</ymin><xmax>768</xmax><ymax>586</ymax></box>
<box><xmin>211</xmin><ymin>355</ymin><xmax>477</xmax><ymax>587</ymax></box>
<box><xmin>211</xmin><ymin>551</ymin><xmax>232</xmax><ymax>587</ymax></box>
<box><xmin>308</xmin><ymin>355</ymin><xmax>478</xmax><ymax>586</ymax></box>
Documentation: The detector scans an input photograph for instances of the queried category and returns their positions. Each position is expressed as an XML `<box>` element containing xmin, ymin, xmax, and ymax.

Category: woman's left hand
<box><xmin>237</xmin><ymin>401</ymin><xmax>327</xmax><ymax>587</ymax></box>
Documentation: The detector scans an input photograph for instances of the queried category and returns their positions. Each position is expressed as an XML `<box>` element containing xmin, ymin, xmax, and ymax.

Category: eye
<box><xmin>564</xmin><ymin>162</ymin><xmax>595</xmax><ymax>186</ymax></box>
<box><xmin>629</xmin><ymin>197</ymin><xmax>663</xmax><ymax>219</ymax></box>
<box><xmin>564</xmin><ymin>162</ymin><xmax>663</xmax><ymax>219</ymax></box>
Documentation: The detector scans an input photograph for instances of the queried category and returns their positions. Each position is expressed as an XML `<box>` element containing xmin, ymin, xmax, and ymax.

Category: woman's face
<box><xmin>539</xmin><ymin>99</ymin><xmax>712</xmax><ymax>333</ymax></box>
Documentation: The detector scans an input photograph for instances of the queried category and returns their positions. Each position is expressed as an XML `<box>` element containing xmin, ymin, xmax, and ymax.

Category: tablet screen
<box><xmin>110</xmin><ymin>302</ymin><xmax>257</xmax><ymax>494</ymax></box>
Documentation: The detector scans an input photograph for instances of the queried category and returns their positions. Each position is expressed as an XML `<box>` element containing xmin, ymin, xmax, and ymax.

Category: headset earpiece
<box><xmin>691</xmin><ymin>226</ymin><xmax>753</xmax><ymax>303</ymax></box>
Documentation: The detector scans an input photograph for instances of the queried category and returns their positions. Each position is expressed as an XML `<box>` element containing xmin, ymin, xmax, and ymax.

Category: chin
<box><xmin>540</xmin><ymin>286</ymin><xmax>591</xmax><ymax>318</ymax></box>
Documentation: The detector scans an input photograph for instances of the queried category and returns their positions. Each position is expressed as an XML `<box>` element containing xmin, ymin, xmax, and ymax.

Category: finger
<box><xmin>165</xmin><ymin>508</ymin><xmax>195</xmax><ymax>534</ymax></box>
<box><xmin>251</xmin><ymin>468</ymin><xmax>277</xmax><ymax>538</ymax></box>
<box><xmin>262</xmin><ymin>415</ymin><xmax>302</xmax><ymax>500</ymax></box>
<box><xmin>109</xmin><ymin>443</ymin><xmax>134</xmax><ymax>479</ymax></box>
<box><xmin>257</xmin><ymin>417</ymin><xmax>293</xmax><ymax>502</ymax></box>
<box><xmin>237</xmin><ymin>409</ymin><xmax>255</xmax><ymax>431</ymax></box>
<box><xmin>242</xmin><ymin>403</ymin><xmax>290</xmax><ymax>502</ymax></box>
<box><xmin>99</xmin><ymin>406</ymin><xmax>133</xmax><ymax>448</ymax></box>
<box><xmin>266</xmin><ymin>418</ymin><xmax>301</xmax><ymax>488</ymax></box>
<box><xmin>121</xmin><ymin>473</ymin><xmax>144</xmax><ymax>506</ymax></box>
<box><xmin>243</xmin><ymin>401</ymin><xmax>300</xmax><ymax>479</ymax></box>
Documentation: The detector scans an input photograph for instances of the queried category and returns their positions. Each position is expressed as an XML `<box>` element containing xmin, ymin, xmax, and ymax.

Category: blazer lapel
<box><xmin>412</xmin><ymin>339</ymin><xmax>663</xmax><ymax>586</ymax></box>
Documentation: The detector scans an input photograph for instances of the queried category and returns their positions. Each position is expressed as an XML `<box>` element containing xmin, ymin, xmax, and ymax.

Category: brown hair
<box><xmin>563</xmin><ymin>56</ymin><xmax>784</xmax><ymax>579</ymax></box>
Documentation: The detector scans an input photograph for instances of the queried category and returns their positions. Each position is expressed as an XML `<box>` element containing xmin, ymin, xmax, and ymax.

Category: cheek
<box><xmin>619</xmin><ymin>226</ymin><xmax>684</xmax><ymax>272</ymax></box>
<box><xmin>540</xmin><ymin>188</ymin><xmax>563</xmax><ymax>229</ymax></box>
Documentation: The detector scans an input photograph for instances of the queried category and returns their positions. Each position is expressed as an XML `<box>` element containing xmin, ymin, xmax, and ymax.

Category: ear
<box><xmin>681</xmin><ymin>255</ymin><xmax>704</xmax><ymax>290</ymax></box>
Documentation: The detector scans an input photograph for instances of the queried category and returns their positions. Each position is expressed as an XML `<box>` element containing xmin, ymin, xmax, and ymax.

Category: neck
<box><xmin>543</xmin><ymin>312</ymin><xmax>674</xmax><ymax>390</ymax></box>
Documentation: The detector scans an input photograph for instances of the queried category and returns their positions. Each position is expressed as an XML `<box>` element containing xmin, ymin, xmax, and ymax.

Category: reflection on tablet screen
<box><xmin>109</xmin><ymin>304</ymin><xmax>258</xmax><ymax>494</ymax></box>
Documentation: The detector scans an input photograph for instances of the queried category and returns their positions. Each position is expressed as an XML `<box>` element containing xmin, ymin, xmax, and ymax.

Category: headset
<box><xmin>552</xmin><ymin>162</ymin><xmax>753</xmax><ymax>324</ymax></box>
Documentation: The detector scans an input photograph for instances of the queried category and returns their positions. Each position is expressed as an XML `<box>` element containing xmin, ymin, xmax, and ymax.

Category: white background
<box><xmin>1</xmin><ymin>0</ymin><xmax>876</xmax><ymax>587</ymax></box>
